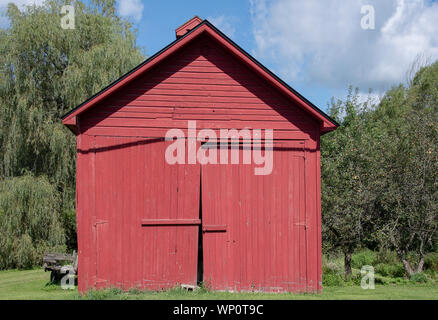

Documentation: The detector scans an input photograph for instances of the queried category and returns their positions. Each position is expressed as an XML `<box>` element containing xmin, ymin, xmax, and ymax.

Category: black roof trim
<box><xmin>61</xmin><ymin>20</ymin><xmax>207</xmax><ymax>120</ymax></box>
<box><xmin>202</xmin><ymin>20</ymin><xmax>338</xmax><ymax>127</ymax></box>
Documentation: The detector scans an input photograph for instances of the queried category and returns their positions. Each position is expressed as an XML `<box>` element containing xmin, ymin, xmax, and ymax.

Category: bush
<box><xmin>322</xmin><ymin>254</ymin><xmax>346</xmax><ymax>286</ymax></box>
<box><xmin>374</xmin><ymin>274</ymin><xmax>393</xmax><ymax>285</ymax></box>
<box><xmin>351</xmin><ymin>249</ymin><xmax>377</xmax><ymax>269</ymax></box>
<box><xmin>322</xmin><ymin>253</ymin><xmax>364</xmax><ymax>286</ymax></box>
<box><xmin>323</xmin><ymin>272</ymin><xmax>345</xmax><ymax>287</ymax></box>
<box><xmin>374</xmin><ymin>274</ymin><xmax>409</xmax><ymax>285</ymax></box>
<box><xmin>409</xmin><ymin>272</ymin><xmax>428</xmax><ymax>283</ymax></box>
<box><xmin>424</xmin><ymin>253</ymin><xmax>438</xmax><ymax>272</ymax></box>
<box><xmin>374</xmin><ymin>263</ymin><xmax>405</xmax><ymax>278</ymax></box>
<box><xmin>322</xmin><ymin>254</ymin><xmax>344</xmax><ymax>274</ymax></box>
<box><xmin>424</xmin><ymin>270</ymin><xmax>438</xmax><ymax>281</ymax></box>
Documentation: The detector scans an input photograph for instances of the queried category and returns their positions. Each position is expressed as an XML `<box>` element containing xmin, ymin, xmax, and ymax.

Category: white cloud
<box><xmin>0</xmin><ymin>0</ymin><xmax>43</xmax><ymax>7</ymax></box>
<box><xmin>356</xmin><ymin>91</ymin><xmax>382</xmax><ymax>107</ymax></box>
<box><xmin>117</xmin><ymin>0</ymin><xmax>144</xmax><ymax>23</ymax></box>
<box><xmin>0</xmin><ymin>0</ymin><xmax>45</xmax><ymax>27</ymax></box>
<box><xmin>0</xmin><ymin>0</ymin><xmax>145</xmax><ymax>26</ymax></box>
<box><xmin>250</xmin><ymin>0</ymin><xmax>438</xmax><ymax>92</ymax></box>
<box><xmin>208</xmin><ymin>15</ymin><xmax>236</xmax><ymax>38</ymax></box>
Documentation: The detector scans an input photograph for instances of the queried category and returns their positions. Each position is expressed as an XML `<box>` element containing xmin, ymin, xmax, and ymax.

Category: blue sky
<box><xmin>119</xmin><ymin>0</ymin><xmax>438</xmax><ymax>111</ymax></box>
<box><xmin>134</xmin><ymin>1</ymin><xmax>255</xmax><ymax>53</ymax></box>
<box><xmin>2</xmin><ymin>0</ymin><xmax>438</xmax><ymax>112</ymax></box>
<box><xmin>122</xmin><ymin>0</ymin><xmax>340</xmax><ymax>110</ymax></box>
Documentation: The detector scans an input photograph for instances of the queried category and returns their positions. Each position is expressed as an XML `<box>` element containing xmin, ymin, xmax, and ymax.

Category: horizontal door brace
<box><xmin>141</xmin><ymin>219</ymin><xmax>201</xmax><ymax>226</ymax></box>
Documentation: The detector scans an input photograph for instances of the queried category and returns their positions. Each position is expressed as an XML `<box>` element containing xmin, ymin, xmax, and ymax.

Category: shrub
<box><xmin>374</xmin><ymin>263</ymin><xmax>405</xmax><ymax>278</ymax></box>
<box><xmin>322</xmin><ymin>254</ymin><xmax>345</xmax><ymax>286</ymax></box>
<box><xmin>351</xmin><ymin>249</ymin><xmax>377</xmax><ymax>269</ymax></box>
<box><xmin>374</xmin><ymin>274</ymin><xmax>394</xmax><ymax>285</ymax></box>
<box><xmin>322</xmin><ymin>256</ymin><xmax>343</xmax><ymax>275</ymax></box>
<box><xmin>424</xmin><ymin>253</ymin><xmax>438</xmax><ymax>272</ymax></box>
<box><xmin>323</xmin><ymin>272</ymin><xmax>345</xmax><ymax>287</ymax></box>
<box><xmin>424</xmin><ymin>270</ymin><xmax>438</xmax><ymax>281</ymax></box>
<box><xmin>374</xmin><ymin>274</ymin><xmax>409</xmax><ymax>285</ymax></box>
<box><xmin>409</xmin><ymin>273</ymin><xmax>428</xmax><ymax>283</ymax></box>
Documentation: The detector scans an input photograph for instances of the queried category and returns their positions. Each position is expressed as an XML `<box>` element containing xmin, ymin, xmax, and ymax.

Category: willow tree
<box><xmin>0</xmin><ymin>174</ymin><xmax>65</xmax><ymax>269</ymax></box>
<box><xmin>0</xmin><ymin>0</ymin><xmax>144</xmax><ymax>264</ymax></box>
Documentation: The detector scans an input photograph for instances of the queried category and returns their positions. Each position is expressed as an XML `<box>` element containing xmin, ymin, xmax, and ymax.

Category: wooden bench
<box><xmin>43</xmin><ymin>251</ymin><xmax>78</xmax><ymax>283</ymax></box>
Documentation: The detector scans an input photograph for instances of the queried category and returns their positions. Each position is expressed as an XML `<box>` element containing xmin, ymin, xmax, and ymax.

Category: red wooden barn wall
<box><xmin>74</xmin><ymin>32</ymin><xmax>323</xmax><ymax>293</ymax></box>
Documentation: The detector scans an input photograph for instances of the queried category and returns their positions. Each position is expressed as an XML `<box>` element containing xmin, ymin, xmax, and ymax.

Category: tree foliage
<box><xmin>0</xmin><ymin>0</ymin><xmax>437</xmax><ymax>279</ymax></box>
<box><xmin>321</xmin><ymin>88</ymin><xmax>379</xmax><ymax>277</ymax></box>
<box><xmin>371</xmin><ymin>70</ymin><xmax>438</xmax><ymax>277</ymax></box>
<box><xmin>0</xmin><ymin>0</ymin><xmax>144</xmax><ymax>268</ymax></box>
<box><xmin>0</xmin><ymin>173</ymin><xmax>64</xmax><ymax>269</ymax></box>
<box><xmin>322</xmin><ymin>62</ymin><xmax>438</xmax><ymax>278</ymax></box>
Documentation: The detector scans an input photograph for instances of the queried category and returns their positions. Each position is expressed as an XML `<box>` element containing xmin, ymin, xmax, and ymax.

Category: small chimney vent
<box><xmin>175</xmin><ymin>16</ymin><xmax>203</xmax><ymax>38</ymax></box>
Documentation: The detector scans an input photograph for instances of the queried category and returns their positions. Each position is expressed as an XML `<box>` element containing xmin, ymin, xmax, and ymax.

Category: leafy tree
<box><xmin>321</xmin><ymin>87</ymin><xmax>378</xmax><ymax>277</ymax></box>
<box><xmin>408</xmin><ymin>61</ymin><xmax>438</xmax><ymax>111</ymax></box>
<box><xmin>371</xmin><ymin>78</ymin><xmax>438</xmax><ymax>277</ymax></box>
<box><xmin>0</xmin><ymin>0</ymin><xmax>144</xmax><ymax>267</ymax></box>
<box><xmin>322</xmin><ymin>61</ymin><xmax>438</xmax><ymax>279</ymax></box>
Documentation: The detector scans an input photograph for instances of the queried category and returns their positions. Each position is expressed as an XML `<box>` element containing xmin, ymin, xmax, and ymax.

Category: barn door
<box><xmin>201</xmin><ymin>140</ymin><xmax>307</xmax><ymax>292</ymax></box>
<box><xmin>140</xmin><ymin>138</ymin><xmax>201</xmax><ymax>290</ymax></box>
<box><xmin>94</xmin><ymin>136</ymin><xmax>200</xmax><ymax>290</ymax></box>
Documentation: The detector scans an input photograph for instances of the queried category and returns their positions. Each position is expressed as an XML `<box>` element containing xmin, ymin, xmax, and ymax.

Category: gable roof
<box><xmin>62</xmin><ymin>19</ymin><xmax>339</xmax><ymax>134</ymax></box>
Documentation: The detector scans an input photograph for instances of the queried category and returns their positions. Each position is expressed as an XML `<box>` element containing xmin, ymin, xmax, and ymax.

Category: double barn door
<box><xmin>93</xmin><ymin>136</ymin><xmax>308</xmax><ymax>291</ymax></box>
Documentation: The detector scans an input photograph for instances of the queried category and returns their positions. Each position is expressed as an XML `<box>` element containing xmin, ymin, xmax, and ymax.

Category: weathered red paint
<box><xmin>64</xmin><ymin>17</ymin><xmax>337</xmax><ymax>293</ymax></box>
<box><xmin>201</xmin><ymin>140</ymin><xmax>312</xmax><ymax>291</ymax></box>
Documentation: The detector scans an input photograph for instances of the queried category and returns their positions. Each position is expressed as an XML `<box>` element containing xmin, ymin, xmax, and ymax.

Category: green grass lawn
<box><xmin>0</xmin><ymin>268</ymin><xmax>437</xmax><ymax>300</ymax></box>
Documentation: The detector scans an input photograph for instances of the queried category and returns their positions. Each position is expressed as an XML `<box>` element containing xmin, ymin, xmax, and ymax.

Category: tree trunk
<box><xmin>391</xmin><ymin>235</ymin><xmax>414</xmax><ymax>278</ymax></box>
<box><xmin>416</xmin><ymin>239</ymin><xmax>425</xmax><ymax>274</ymax></box>
<box><xmin>344</xmin><ymin>250</ymin><xmax>353</xmax><ymax>279</ymax></box>
<box><xmin>416</xmin><ymin>256</ymin><xmax>425</xmax><ymax>274</ymax></box>
<box><xmin>401</xmin><ymin>258</ymin><xmax>414</xmax><ymax>278</ymax></box>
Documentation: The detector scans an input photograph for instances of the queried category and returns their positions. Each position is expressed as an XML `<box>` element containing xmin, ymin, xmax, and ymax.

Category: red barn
<box><xmin>62</xmin><ymin>17</ymin><xmax>338</xmax><ymax>293</ymax></box>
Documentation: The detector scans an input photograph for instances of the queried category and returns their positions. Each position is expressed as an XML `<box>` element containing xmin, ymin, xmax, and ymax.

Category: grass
<box><xmin>0</xmin><ymin>269</ymin><xmax>78</xmax><ymax>300</ymax></box>
<box><xmin>0</xmin><ymin>268</ymin><xmax>437</xmax><ymax>300</ymax></box>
